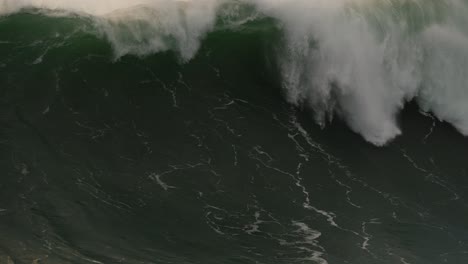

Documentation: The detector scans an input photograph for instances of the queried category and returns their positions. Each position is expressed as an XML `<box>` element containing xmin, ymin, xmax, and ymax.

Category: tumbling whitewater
<box><xmin>1</xmin><ymin>0</ymin><xmax>468</xmax><ymax>146</ymax></box>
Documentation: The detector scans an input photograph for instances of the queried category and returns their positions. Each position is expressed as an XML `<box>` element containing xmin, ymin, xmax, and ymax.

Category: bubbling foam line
<box><xmin>1</xmin><ymin>0</ymin><xmax>468</xmax><ymax>145</ymax></box>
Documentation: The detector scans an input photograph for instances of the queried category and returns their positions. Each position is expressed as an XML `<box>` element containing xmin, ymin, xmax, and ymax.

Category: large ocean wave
<box><xmin>1</xmin><ymin>0</ymin><xmax>468</xmax><ymax>146</ymax></box>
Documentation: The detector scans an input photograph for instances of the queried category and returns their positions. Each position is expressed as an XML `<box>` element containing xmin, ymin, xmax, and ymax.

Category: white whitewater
<box><xmin>1</xmin><ymin>0</ymin><xmax>467</xmax><ymax>146</ymax></box>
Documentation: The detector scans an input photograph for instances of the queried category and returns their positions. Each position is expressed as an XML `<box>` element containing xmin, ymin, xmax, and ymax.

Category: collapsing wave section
<box><xmin>1</xmin><ymin>0</ymin><xmax>468</xmax><ymax>146</ymax></box>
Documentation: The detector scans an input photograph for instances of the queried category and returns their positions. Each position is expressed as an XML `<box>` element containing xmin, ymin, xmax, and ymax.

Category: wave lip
<box><xmin>96</xmin><ymin>0</ymin><xmax>222</xmax><ymax>61</ymax></box>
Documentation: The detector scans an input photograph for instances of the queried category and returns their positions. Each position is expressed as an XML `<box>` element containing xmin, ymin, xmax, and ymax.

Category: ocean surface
<box><xmin>1</xmin><ymin>0</ymin><xmax>468</xmax><ymax>263</ymax></box>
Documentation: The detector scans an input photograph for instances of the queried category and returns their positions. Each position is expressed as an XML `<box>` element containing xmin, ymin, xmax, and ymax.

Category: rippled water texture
<box><xmin>1</xmin><ymin>1</ymin><xmax>468</xmax><ymax>263</ymax></box>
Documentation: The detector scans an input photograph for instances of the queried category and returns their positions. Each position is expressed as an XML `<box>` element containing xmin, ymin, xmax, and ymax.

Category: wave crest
<box><xmin>1</xmin><ymin>0</ymin><xmax>468</xmax><ymax>145</ymax></box>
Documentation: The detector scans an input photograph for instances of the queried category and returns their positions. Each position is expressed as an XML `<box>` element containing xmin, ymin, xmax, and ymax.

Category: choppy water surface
<box><xmin>1</xmin><ymin>1</ymin><xmax>468</xmax><ymax>263</ymax></box>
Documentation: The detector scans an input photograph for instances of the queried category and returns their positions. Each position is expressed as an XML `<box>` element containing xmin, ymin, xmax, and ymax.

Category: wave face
<box><xmin>1</xmin><ymin>0</ymin><xmax>468</xmax><ymax>145</ymax></box>
<box><xmin>2</xmin><ymin>1</ymin><xmax>468</xmax><ymax>264</ymax></box>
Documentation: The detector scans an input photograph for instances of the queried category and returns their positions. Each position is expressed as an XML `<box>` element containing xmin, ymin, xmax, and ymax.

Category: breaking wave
<box><xmin>1</xmin><ymin>0</ymin><xmax>468</xmax><ymax>145</ymax></box>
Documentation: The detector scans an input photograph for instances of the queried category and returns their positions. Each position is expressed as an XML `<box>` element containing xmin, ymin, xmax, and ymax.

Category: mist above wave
<box><xmin>1</xmin><ymin>0</ymin><xmax>468</xmax><ymax>146</ymax></box>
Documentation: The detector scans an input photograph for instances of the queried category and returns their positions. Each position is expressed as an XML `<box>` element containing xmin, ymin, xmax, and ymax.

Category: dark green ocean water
<box><xmin>1</xmin><ymin>7</ymin><xmax>468</xmax><ymax>264</ymax></box>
